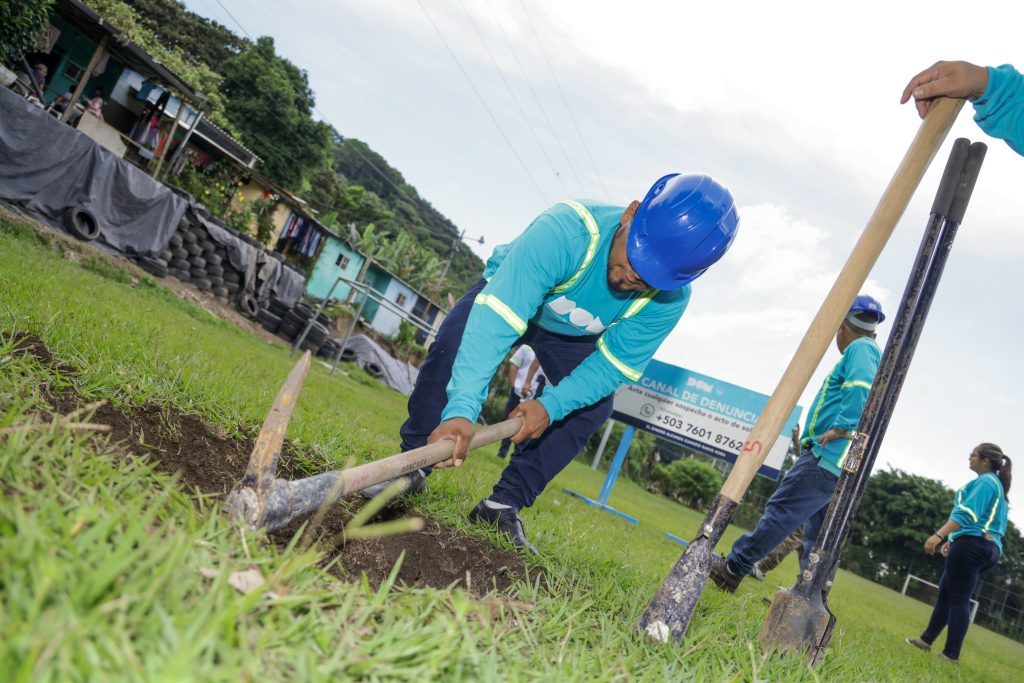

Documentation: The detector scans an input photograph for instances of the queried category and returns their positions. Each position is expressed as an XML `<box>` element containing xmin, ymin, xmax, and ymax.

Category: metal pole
<box><xmin>163</xmin><ymin>108</ymin><xmax>204</xmax><ymax>180</ymax></box>
<box><xmin>62</xmin><ymin>35</ymin><xmax>108</xmax><ymax>124</ymax></box>
<box><xmin>433</xmin><ymin>229</ymin><xmax>463</xmax><ymax>294</ymax></box>
<box><xmin>591</xmin><ymin>420</ymin><xmax>615</xmax><ymax>469</ymax></box>
<box><xmin>291</xmin><ymin>276</ymin><xmax>341</xmax><ymax>355</ymax></box>
<box><xmin>598</xmin><ymin>426</ymin><xmax>634</xmax><ymax>505</ymax></box>
<box><xmin>330</xmin><ymin>288</ymin><xmax>370</xmax><ymax>375</ymax></box>
<box><xmin>152</xmin><ymin>97</ymin><xmax>185</xmax><ymax>178</ymax></box>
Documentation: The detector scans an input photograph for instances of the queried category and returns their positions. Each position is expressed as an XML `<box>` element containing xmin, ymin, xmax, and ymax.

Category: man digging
<box><xmin>362</xmin><ymin>174</ymin><xmax>739</xmax><ymax>553</ymax></box>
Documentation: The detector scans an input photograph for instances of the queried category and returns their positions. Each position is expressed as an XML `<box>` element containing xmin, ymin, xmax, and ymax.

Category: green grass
<box><xmin>2</xmin><ymin>214</ymin><xmax>1022</xmax><ymax>681</ymax></box>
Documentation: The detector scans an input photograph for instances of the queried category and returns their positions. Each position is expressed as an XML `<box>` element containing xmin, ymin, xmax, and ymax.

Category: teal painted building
<box><xmin>305</xmin><ymin>235</ymin><xmax>366</xmax><ymax>302</ymax></box>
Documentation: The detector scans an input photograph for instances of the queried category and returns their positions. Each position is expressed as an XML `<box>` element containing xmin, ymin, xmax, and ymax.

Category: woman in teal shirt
<box><xmin>906</xmin><ymin>443</ymin><xmax>1012</xmax><ymax>663</ymax></box>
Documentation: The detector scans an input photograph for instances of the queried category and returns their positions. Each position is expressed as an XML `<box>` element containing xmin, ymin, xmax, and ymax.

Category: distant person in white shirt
<box><xmin>497</xmin><ymin>345</ymin><xmax>546</xmax><ymax>458</ymax></box>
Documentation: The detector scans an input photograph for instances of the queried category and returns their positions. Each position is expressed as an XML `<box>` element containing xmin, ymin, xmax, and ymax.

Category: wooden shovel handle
<box><xmin>720</xmin><ymin>97</ymin><xmax>964</xmax><ymax>502</ymax></box>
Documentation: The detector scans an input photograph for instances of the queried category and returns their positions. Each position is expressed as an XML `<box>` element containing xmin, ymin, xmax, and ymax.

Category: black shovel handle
<box><xmin>930</xmin><ymin>138</ymin><xmax>970</xmax><ymax>216</ymax></box>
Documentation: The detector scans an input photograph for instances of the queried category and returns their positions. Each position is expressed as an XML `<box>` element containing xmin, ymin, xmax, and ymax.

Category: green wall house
<box><xmin>306</xmin><ymin>235</ymin><xmax>366</xmax><ymax>302</ymax></box>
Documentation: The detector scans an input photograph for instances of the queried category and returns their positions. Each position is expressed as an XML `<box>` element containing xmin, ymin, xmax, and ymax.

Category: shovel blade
<box><xmin>636</xmin><ymin>534</ymin><xmax>713</xmax><ymax>643</ymax></box>
<box><xmin>759</xmin><ymin>587</ymin><xmax>833</xmax><ymax>664</ymax></box>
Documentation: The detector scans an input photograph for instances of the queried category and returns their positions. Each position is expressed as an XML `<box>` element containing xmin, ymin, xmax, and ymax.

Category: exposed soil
<box><xmin>6</xmin><ymin>330</ymin><xmax>529</xmax><ymax>594</ymax></box>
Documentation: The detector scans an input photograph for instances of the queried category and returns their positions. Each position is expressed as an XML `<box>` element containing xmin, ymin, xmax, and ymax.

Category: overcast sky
<box><xmin>185</xmin><ymin>0</ymin><xmax>1023</xmax><ymax>527</ymax></box>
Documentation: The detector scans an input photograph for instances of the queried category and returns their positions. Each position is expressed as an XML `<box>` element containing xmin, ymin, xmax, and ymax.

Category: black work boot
<box><xmin>709</xmin><ymin>554</ymin><xmax>743</xmax><ymax>593</ymax></box>
<box><xmin>469</xmin><ymin>499</ymin><xmax>538</xmax><ymax>555</ymax></box>
<box><xmin>358</xmin><ymin>469</ymin><xmax>427</xmax><ymax>500</ymax></box>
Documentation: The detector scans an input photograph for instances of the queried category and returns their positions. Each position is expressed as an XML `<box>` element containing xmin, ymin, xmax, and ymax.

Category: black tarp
<box><xmin>338</xmin><ymin>334</ymin><xmax>419</xmax><ymax>396</ymax></box>
<box><xmin>0</xmin><ymin>86</ymin><xmax>304</xmax><ymax>306</ymax></box>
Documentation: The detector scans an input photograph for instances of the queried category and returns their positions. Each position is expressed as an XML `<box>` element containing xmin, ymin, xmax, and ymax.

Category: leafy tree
<box><xmin>841</xmin><ymin>468</ymin><xmax>953</xmax><ymax>588</ymax></box>
<box><xmin>125</xmin><ymin>0</ymin><xmax>247</xmax><ymax>67</ymax></box>
<box><xmin>336</xmin><ymin>185</ymin><xmax>396</xmax><ymax>232</ymax></box>
<box><xmin>219</xmin><ymin>36</ymin><xmax>330</xmax><ymax>189</ymax></box>
<box><xmin>331</xmin><ymin>137</ymin><xmax>483</xmax><ymax>297</ymax></box>
<box><xmin>1</xmin><ymin>0</ymin><xmax>54</xmax><ymax>62</ymax></box>
<box><xmin>352</xmin><ymin>225</ymin><xmax>444</xmax><ymax>292</ymax></box>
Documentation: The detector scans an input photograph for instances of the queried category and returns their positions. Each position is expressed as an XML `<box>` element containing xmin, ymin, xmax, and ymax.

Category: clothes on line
<box><xmin>279</xmin><ymin>213</ymin><xmax>324</xmax><ymax>258</ymax></box>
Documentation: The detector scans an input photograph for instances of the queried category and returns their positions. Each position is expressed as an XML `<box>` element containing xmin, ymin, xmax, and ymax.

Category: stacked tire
<box><xmin>169</xmin><ymin>223</ymin><xmax>196</xmax><ymax>283</ymax></box>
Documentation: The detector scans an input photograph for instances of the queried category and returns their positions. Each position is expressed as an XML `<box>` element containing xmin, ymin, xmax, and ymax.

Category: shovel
<box><xmin>636</xmin><ymin>96</ymin><xmax>964</xmax><ymax>644</ymax></box>
<box><xmin>225</xmin><ymin>351</ymin><xmax>523</xmax><ymax>533</ymax></box>
<box><xmin>759</xmin><ymin>138</ymin><xmax>987</xmax><ymax>663</ymax></box>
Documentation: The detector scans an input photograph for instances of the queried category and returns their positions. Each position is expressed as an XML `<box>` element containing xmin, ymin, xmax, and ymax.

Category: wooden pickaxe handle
<box><xmin>332</xmin><ymin>417</ymin><xmax>524</xmax><ymax>495</ymax></box>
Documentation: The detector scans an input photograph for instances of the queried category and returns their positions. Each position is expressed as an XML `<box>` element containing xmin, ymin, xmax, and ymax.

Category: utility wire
<box><xmin>486</xmin><ymin>0</ymin><xmax>585</xmax><ymax>197</ymax></box>
<box><xmin>519</xmin><ymin>0</ymin><xmax>610</xmax><ymax>199</ymax></box>
<box><xmin>460</xmin><ymin>0</ymin><xmax>570</xmax><ymax>199</ymax></box>
<box><xmin>416</xmin><ymin>0</ymin><xmax>549</xmax><ymax>206</ymax></box>
<box><xmin>210</xmin><ymin>0</ymin><xmax>478</xmax><ymax>244</ymax></box>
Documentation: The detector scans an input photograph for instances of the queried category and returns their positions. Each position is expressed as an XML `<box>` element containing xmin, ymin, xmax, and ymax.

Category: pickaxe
<box><xmin>225</xmin><ymin>350</ymin><xmax>522</xmax><ymax>533</ymax></box>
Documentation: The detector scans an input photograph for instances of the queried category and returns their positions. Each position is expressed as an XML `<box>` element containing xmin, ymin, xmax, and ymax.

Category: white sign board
<box><xmin>612</xmin><ymin>360</ymin><xmax>802</xmax><ymax>479</ymax></box>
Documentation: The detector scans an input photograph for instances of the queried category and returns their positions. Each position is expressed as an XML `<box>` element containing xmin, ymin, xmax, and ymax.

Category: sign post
<box><xmin>563</xmin><ymin>360</ymin><xmax>801</xmax><ymax>527</ymax></box>
<box><xmin>563</xmin><ymin>425</ymin><xmax>639</xmax><ymax>524</ymax></box>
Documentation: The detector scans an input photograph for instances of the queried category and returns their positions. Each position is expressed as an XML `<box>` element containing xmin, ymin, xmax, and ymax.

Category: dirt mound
<box><xmin>8</xmin><ymin>331</ymin><xmax>529</xmax><ymax>594</ymax></box>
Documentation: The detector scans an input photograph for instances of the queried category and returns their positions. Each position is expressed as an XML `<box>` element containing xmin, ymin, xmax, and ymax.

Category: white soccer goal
<box><xmin>901</xmin><ymin>573</ymin><xmax>980</xmax><ymax>623</ymax></box>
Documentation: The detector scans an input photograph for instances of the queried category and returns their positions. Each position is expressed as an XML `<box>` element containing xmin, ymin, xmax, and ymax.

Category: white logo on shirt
<box><xmin>547</xmin><ymin>296</ymin><xmax>606</xmax><ymax>333</ymax></box>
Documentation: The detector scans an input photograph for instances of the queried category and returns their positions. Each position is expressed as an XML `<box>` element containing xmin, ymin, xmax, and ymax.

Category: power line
<box><xmin>519</xmin><ymin>0</ymin><xmax>610</xmax><ymax>199</ymax></box>
<box><xmin>208</xmin><ymin>0</ymin><xmax>483</xmax><ymax>244</ymax></box>
<box><xmin>460</xmin><ymin>0</ymin><xmax>570</xmax><ymax>199</ymax></box>
<box><xmin>416</xmin><ymin>0</ymin><xmax>549</xmax><ymax>206</ymax></box>
<box><xmin>486</xmin><ymin>0</ymin><xmax>586</xmax><ymax>197</ymax></box>
<box><xmin>209</xmin><ymin>0</ymin><xmax>410</xmax><ymax>210</ymax></box>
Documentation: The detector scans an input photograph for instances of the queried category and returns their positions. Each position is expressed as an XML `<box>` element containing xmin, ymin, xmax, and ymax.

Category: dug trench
<box><xmin>6</xmin><ymin>331</ymin><xmax>530</xmax><ymax>595</ymax></box>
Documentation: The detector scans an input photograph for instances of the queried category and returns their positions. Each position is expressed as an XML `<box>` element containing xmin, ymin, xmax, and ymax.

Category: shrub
<box><xmin>652</xmin><ymin>458</ymin><xmax>724</xmax><ymax>510</ymax></box>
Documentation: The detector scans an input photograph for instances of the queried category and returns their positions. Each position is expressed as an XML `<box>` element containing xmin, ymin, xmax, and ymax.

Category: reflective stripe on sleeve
<box><xmin>983</xmin><ymin>473</ymin><xmax>1004</xmax><ymax>532</ymax></box>
<box><xmin>597</xmin><ymin>336</ymin><xmax>642</xmax><ymax>381</ymax></box>
<box><xmin>806</xmin><ymin>370</ymin><xmax>834</xmax><ymax>441</ymax></box>
<box><xmin>841</xmin><ymin>380</ymin><xmax>873</xmax><ymax>391</ymax></box>
<box><xmin>474</xmin><ymin>294</ymin><xmax>527</xmax><ymax>335</ymax></box>
<box><xmin>622</xmin><ymin>290</ymin><xmax>659</xmax><ymax>318</ymax></box>
<box><xmin>551</xmin><ymin>200</ymin><xmax>600</xmax><ymax>295</ymax></box>
<box><xmin>956</xmin><ymin>489</ymin><xmax>979</xmax><ymax>523</ymax></box>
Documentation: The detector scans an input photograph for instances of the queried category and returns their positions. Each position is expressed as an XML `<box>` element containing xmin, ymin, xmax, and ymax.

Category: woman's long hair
<box><xmin>977</xmin><ymin>443</ymin><xmax>1012</xmax><ymax>498</ymax></box>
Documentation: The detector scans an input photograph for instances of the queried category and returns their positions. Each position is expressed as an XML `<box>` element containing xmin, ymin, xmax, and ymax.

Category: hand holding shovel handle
<box><xmin>636</xmin><ymin>96</ymin><xmax>964</xmax><ymax>644</ymax></box>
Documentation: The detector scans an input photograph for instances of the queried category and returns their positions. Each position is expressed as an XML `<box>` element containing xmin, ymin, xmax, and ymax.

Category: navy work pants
<box><xmin>399</xmin><ymin>279</ymin><xmax>613</xmax><ymax>510</ymax></box>
<box><xmin>920</xmin><ymin>534</ymin><xmax>1000</xmax><ymax>660</ymax></box>
<box><xmin>726</xmin><ymin>449</ymin><xmax>839</xmax><ymax>576</ymax></box>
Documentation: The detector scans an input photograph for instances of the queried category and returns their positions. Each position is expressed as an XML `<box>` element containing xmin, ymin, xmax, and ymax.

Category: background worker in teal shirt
<box><xmin>901</xmin><ymin>60</ymin><xmax>1024</xmax><ymax>154</ymax></box>
<box><xmin>363</xmin><ymin>173</ymin><xmax>740</xmax><ymax>553</ymax></box>
<box><xmin>710</xmin><ymin>296</ymin><xmax>885</xmax><ymax>592</ymax></box>
<box><xmin>906</xmin><ymin>443</ymin><xmax>1012</xmax><ymax>663</ymax></box>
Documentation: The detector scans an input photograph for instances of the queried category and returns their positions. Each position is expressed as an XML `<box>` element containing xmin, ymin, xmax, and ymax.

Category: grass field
<box><xmin>2</xmin><ymin>213</ymin><xmax>1022</xmax><ymax>681</ymax></box>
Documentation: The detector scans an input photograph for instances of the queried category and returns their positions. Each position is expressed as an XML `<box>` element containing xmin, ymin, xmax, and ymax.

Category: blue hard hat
<box><xmin>849</xmin><ymin>294</ymin><xmax>885</xmax><ymax>323</ymax></box>
<box><xmin>627</xmin><ymin>173</ymin><xmax>740</xmax><ymax>289</ymax></box>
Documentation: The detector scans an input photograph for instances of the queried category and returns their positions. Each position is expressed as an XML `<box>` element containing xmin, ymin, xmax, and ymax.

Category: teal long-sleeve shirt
<box><xmin>974</xmin><ymin>64</ymin><xmax>1024</xmax><ymax>155</ymax></box>
<box><xmin>949</xmin><ymin>472</ymin><xmax>1008</xmax><ymax>553</ymax></box>
<box><xmin>800</xmin><ymin>337</ymin><xmax>881</xmax><ymax>476</ymax></box>
<box><xmin>441</xmin><ymin>200</ymin><xmax>690</xmax><ymax>425</ymax></box>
